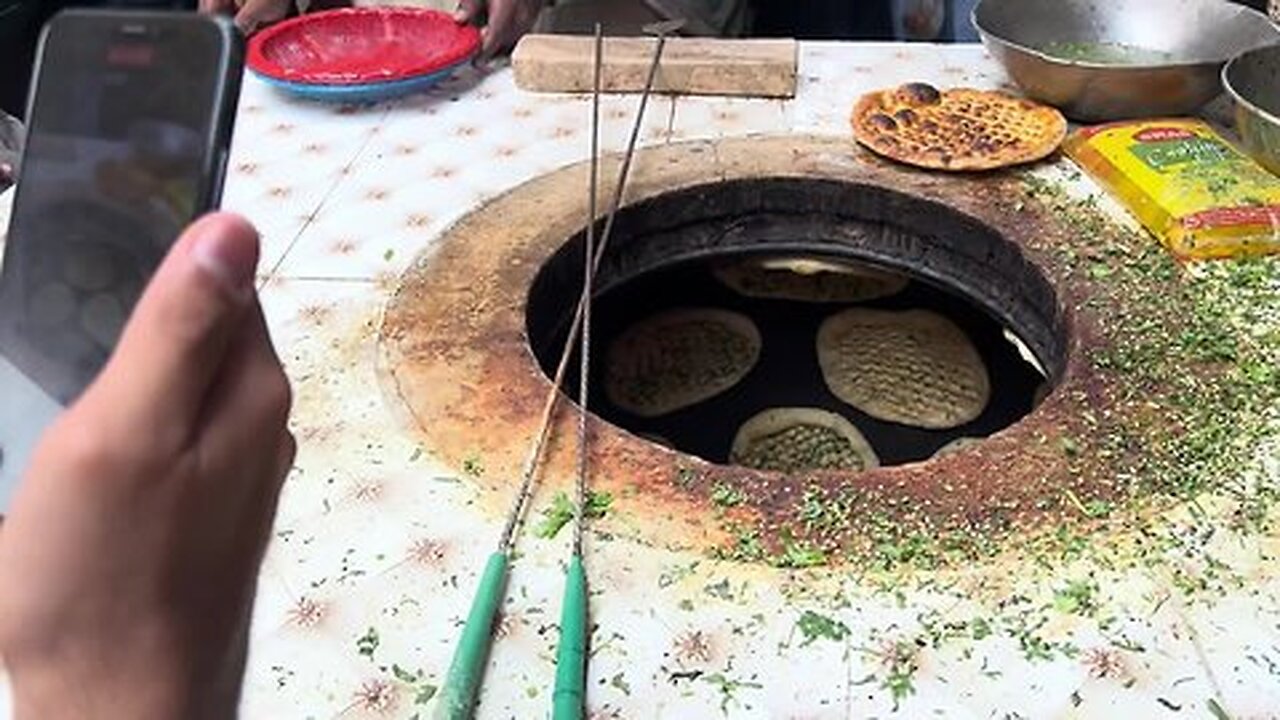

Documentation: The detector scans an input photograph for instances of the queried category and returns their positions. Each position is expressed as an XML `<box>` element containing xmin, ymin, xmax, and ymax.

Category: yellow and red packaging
<box><xmin>1064</xmin><ymin>118</ymin><xmax>1280</xmax><ymax>260</ymax></box>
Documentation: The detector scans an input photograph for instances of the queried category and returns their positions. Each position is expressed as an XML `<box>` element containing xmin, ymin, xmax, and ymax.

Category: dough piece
<box><xmin>713</xmin><ymin>255</ymin><xmax>908</xmax><ymax>303</ymax></box>
<box><xmin>932</xmin><ymin>436</ymin><xmax>983</xmax><ymax>458</ymax></box>
<box><xmin>1003</xmin><ymin>327</ymin><xmax>1047</xmax><ymax>378</ymax></box>
<box><xmin>850</xmin><ymin>82</ymin><xmax>1067</xmax><ymax>171</ymax></box>
<box><xmin>817</xmin><ymin>308</ymin><xmax>990</xmax><ymax>429</ymax></box>
<box><xmin>730</xmin><ymin>407</ymin><xmax>879</xmax><ymax>473</ymax></box>
<box><xmin>605</xmin><ymin>308</ymin><xmax>761</xmax><ymax>417</ymax></box>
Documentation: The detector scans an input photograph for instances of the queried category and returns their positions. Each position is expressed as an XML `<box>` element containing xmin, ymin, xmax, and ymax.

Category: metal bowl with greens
<box><xmin>973</xmin><ymin>0</ymin><xmax>1280</xmax><ymax>121</ymax></box>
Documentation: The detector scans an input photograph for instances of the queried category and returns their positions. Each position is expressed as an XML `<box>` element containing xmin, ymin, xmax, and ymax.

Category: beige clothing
<box><xmin>644</xmin><ymin>0</ymin><xmax>749</xmax><ymax>35</ymax></box>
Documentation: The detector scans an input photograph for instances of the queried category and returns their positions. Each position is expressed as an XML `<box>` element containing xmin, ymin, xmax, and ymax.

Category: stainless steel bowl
<box><xmin>973</xmin><ymin>0</ymin><xmax>1280</xmax><ymax>121</ymax></box>
<box><xmin>1224</xmin><ymin>44</ymin><xmax>1280</xmax><ymax>175</ymax></box>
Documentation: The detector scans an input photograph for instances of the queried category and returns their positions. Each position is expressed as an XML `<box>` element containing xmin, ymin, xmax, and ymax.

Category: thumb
<box><xmin>89</xmin><ymin>213</ymin><xmax>259</xmax><ymax>444</ymax></box>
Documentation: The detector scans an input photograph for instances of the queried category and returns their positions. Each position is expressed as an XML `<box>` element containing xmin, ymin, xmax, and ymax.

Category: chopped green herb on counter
<box><xmin>534</xmin><ymin>490</ymin><xmax>612</xmax><ymax>539</ymax></box>
<box><xmin>795</xmin><ymin>610</ymin><xmax>850</xmax><ymax>647</ymax></box>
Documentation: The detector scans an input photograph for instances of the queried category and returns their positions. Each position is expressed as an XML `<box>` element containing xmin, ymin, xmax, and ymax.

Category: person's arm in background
<box><xmin>0</xmin><ymin>214</ymin><xmax>294</xmax><ymax>719</ymax></box>
<box><xmin>199</xmin><ymin>0</ymin><xmax>291</xmax><ymax>34</ymax></box>
<box><xmin>0</xmin><ymin>111</ymin><xmax>20</xmax><ymax>188</ymax></box>
<box><xmin>0</xmin><ymin>0</ymin><xmax>59</xmax><ymax>121</ymax></box>
<box><xmin>455</xmin><ymin>0</ymin><xmax>544</xmax><ymax>60</ymax></box>
<box><xmin>198</xmin><ymin>0</ymin><xmax>350</xmax><ymax>35</ymax></box>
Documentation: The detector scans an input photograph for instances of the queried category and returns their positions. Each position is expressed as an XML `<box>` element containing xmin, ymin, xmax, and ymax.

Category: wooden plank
<box><xmin>511</xmin><ymin>35</ymin><xmax>797</xmax><ymax>98</ymax></box>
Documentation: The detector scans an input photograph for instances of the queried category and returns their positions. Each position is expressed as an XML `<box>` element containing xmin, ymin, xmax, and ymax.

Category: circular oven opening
<box><xmin>526</xmin><ymin>177</ymin><xmax>1067</xmax><ymax>471</ymax></box>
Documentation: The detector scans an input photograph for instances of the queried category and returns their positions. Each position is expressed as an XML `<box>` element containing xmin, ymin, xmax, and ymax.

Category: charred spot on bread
<box><xmin>898</xmin><ymin>82</ymin><xmax>942</xmax><ymax>105</ymax></box>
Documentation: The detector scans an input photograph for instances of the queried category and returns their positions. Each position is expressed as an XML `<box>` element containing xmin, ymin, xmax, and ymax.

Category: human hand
<box><xmin>455</xmin><ymin>0</ymin><xmax>544</xmax><ymax>59</ymax></box>
<box><xmin>199</xmin><ymin>0</ymin><xmax>293</xmax><ymax>35</ymax></box>
<box><xmin>0</xmin><ymin>214</ymin><xmax>295</xmax><ymax>719</ymax></box>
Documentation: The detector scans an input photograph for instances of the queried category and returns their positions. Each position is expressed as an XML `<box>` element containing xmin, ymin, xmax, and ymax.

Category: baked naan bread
<box><xmin>730</xmin><ymin>407</ymin><xmax>879</xmax><ymax>473</ymax></box>
<box><xmin>817</xmin><ymin>308</ymin><xmax>990</xmax><ymax>429</ymax></box>
<box><xmin>851</xmin><ymin>82</ymin><xmax>1067</xmax><ymax>171</ymax></box>
<box><xmin>713</xmin><ymin>255</ymin><xmax>908</xmax><ymax>303</ymax></box>
<box><xmin>605</xmin><ymin>308</ymin><xmax>761</xmax><ymax>417</ymax></box>
<box><xmin>931</xmin><ymin>436</ymin><xmax>983</xmax><ymax>459</ymax></box>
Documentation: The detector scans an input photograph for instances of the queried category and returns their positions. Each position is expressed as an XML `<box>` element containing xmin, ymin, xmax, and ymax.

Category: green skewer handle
<box><xmin>551</xmin><ymin>555</ymin><xmax>588</xmax><ymax>720</ymax></box>
<box><xmin>434</xmin><ymin>552</ymin><xmax>510</xmax><ymax>720</ymax></box>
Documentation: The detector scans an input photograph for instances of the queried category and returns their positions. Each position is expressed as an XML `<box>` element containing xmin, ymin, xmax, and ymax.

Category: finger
<box><xmin>235</xmin><ymin>0</ymin><xmax>291</xmax><ymax>34</ymax></box>
<box><xmin>276</xmin><ymin>429</ymin><xmax>297</xmax><ymax>484</ymax></box>
<box><xmin>89</xmin><ymin>213</ymin><xmax>258</xmax><ymax>445</ymax></box>
<box><xmin>265</xmin><ymin>429</ymin><xmax>297</xmax><ymax>514</ymax></box>
<box><xmin>454</xmin><ymin>0</ymin><xmax>482</xmax><ymax>23</ymax></box>
<box><xmin>196</xmin><ymin>302</ymin><xmax>293</xmax><ymax>556</ymax></box>
<box><xmin>198</xmin><ymin>299</ymin><xmax>292</xmax><ymax>474</ymax></box>
<box><xmin>255</xmin><ymin>428</ymin><xmax>295</xmax><ymax>546</ymax></box>
<box><xmin>480</xmin><ymin>0</ymin><xmax>514</xmax><ymax>58</ymax></box>
<box><xmin>243</xmin><ymin>427</ymin><xmax>294</xmax><ymax>566</ymax></box>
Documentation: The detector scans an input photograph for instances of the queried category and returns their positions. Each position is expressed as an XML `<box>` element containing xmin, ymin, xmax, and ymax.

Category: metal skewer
<box><xmin>435</xmin><ymin>18</ymin><xmax>681</xmax><ymax>720</ymax></box>
<box><xmin>549</xmin><ymin>23</ymin><xmax>604</xmax><ymax>720</ymax></box>
<box><xmin>550</xmin><ymin>20</ymin><xmax>680</xmax><ymax>720</ymax></box>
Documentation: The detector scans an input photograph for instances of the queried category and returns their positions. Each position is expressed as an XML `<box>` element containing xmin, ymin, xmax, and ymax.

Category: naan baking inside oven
<box><xmin>604</xmin><ymin>308</ymin><xmax>762</xmax><ymax>418</ymax></box>
<box><xmin>730</xmin><ymin>407</ymin><xmax>879</xmax><ymax>473</ymax></box>
<box><xmin>817</xmin><ymin>308</ymin><xmax>991</xmax><ymax>429</ymax></box>
<box><xmin>713</xmin><ymin>255</ymin><xmax>909</xmax><ymax>303</ymax></box>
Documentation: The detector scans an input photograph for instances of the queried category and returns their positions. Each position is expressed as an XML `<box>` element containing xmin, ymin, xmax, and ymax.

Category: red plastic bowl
<box><xmin>247</xmin><ymin>7</ymin><xmax>481</xmax><ymax>86</ymax></box>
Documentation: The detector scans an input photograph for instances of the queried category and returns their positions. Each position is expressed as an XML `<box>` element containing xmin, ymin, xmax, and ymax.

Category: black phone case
<box><xmin>23</xmin><ymin>9</ymin><xmax>245</xmax><ymax>213</ymax></box>
<box><xmin>0</xmin><ymin>10</ymin><xmax>244</xmax><ymax>403</ymax></box>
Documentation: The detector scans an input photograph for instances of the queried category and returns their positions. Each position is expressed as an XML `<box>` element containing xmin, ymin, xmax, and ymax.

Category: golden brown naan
<box><xmin>851</xmin><ymin>82</ymin><xmax>1067</xmax><ymax>171</ymax></box>
<box><xmin>817</xmin><ymin>308</ymin><xmax>991</xmax><ymax>429</ymax></box>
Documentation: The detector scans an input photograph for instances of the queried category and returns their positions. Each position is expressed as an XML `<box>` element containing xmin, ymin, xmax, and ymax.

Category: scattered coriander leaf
<box><xmin>795</xmin><ymin>610</ymin><xmax>849</xmax><ymax>647</ymax></box>
<box><xmin>356</xmin><ymin>627</ymin><xmax>379</xmax><ymax>659</ymax></box>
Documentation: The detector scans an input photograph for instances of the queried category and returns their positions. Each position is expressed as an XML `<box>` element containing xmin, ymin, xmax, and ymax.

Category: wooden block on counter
<box><xmin>511</xmin><ymin>35</ymin><xmax>797</xmax><ymax>98</ymax></box>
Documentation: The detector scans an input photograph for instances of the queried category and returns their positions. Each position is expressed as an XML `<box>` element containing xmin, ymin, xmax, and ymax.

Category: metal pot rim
<box><xmin>971</xmin><ymin>0</ymin><xmax>1266</xmax><ymax>72</ymax></box>
<box><xmin>1223</xmin><ymin>47</ymin><xmax>1280</xmax><ymax>129</ymax></box>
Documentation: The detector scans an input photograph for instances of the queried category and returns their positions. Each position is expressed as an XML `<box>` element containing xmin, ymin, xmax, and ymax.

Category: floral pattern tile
<box><xmin>271</xmin><ymin>68</ymin><xmax>675</xmax><ymax>282</ymax></box>
<box><xmin>225</xmin><ymin>78</ymin><xmax>394</xmax><ymax>276</ymax></box>
<box><xmin>667</xmin><ymin>97</ymin><xmax>788</xmax><ymax>142</ymax></box>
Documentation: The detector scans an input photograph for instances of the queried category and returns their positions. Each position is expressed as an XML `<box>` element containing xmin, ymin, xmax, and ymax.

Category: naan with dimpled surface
<box><xmin>817</xmin><ymin>308</ymin><xmax>990</xmax><ymax>429</ymax></box>
<box><xmin>851</xmin><ymin>82</ymin><xmax>1066</xmax><ymax>171</ymax></box>
<box><xmin>605</xmin><ymin>308</ymin><xmax>761</xmax><ymax>417</ymax></box>
<box><xmin>731</xmin><ymin>407</ymin><xmax>879</xmax><ymax>473</ymax></box>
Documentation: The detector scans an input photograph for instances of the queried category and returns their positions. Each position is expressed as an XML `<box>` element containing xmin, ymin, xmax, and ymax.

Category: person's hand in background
<box><xmin>456</xmin><ymin>0</ymin><xmax>544</xmax><ymax>60</ymax></box>
<box><xmin>0</xmin><ymin>214</ymin><xmax>295</xmax><ymax>719</ymax></box>
<box><xmin>1</xmin><ymin>110</ymin><xmax>21</xmax><ymax>190</ymax></box>
<box><xmin>199</xmin><ymin>0</ymin><xmax>294</xmax><ymax>35</ymax></box>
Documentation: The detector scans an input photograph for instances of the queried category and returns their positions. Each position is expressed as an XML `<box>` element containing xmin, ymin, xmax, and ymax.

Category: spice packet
<box><xmin>1063</xmin><ymin>118</ymin><xmax>1280</xmax><ymax>260</ymax></box>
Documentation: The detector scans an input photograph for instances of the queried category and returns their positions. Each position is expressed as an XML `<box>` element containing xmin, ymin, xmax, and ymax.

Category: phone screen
<box><xmin>1</xmin><ymin>13</ymin><xmax>238</xmax><ymax>403</ymax></box>
<box><xmin>0</xmin><ymin>11</ymin><xmax>240</xmax><ymax>504</ymax></box>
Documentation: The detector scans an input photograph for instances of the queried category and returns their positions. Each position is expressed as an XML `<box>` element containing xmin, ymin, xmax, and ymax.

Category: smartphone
<box><xmin>0</xmin><ymin>10</ymin><xmax>243</xmax><ymax>509</ymax></box>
